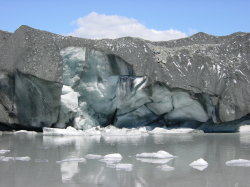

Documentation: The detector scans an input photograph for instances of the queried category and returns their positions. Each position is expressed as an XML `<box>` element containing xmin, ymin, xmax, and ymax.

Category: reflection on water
<box><xmin>152</xmin><ymin>133</ymin><xmax>193</xmax><ymax>144</ymax></box>
<box><xmin>60</xmin><ymin>161</ymin><xmax>79</xmax><ymax>183</ymax></box>
<box><xmin>0</xmin><ymin>133</ymin><xmax>250</xmax><ymax>187</ymax></box>
<box><xmin>102</xmin><ymin>134</ymin><xmax>147</xmax><ymax>145</ymax></box>
<box><xmin>240</xmin><ymin>133</ymin><xmax>250</xmax><ymax>146</ymax></box>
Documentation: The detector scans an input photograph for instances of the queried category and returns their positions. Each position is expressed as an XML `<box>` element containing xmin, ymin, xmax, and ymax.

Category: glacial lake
<box><xmin>1</xmin><ymin>132</ymin><xmax>250</xmax><ymax>187</ymax></box>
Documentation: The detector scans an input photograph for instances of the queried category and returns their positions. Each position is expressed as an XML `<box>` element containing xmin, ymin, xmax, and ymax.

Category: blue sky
<box><xmin>0</xmin><ymin>0</ymin><xmax>249</xmax><ymax>40</ymax></box>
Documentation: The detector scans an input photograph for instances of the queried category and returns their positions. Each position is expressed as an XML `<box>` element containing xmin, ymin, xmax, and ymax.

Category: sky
<box><xmin>0</xmin><ymin>0</ymin><xmax>249</xmax><ymax>41</ymax></box>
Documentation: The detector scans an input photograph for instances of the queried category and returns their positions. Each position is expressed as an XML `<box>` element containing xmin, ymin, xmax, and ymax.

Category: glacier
<box><xmin>0</xmin><ymin>26</ymin><xmax>250</xmax><ymax>131</ymax></box>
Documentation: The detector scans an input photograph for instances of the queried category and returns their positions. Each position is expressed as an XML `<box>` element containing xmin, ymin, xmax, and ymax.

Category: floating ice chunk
<box><xmin>15</xmin><ymin>156</ymin><xmax>31</xmax><ymax>161</ymax></box>
<box><xmin>150</xmin><ymin>127</ymin><xmax>201</xmax><ymax>134</ymax></box>
<box><xmin>0</xmin><ymin>156</ymin><xmax>14</xmax><ymax>162</ymax></box>
<box><xmin>136</xmin><ymin>150</ymin><xmax>175</xmax><ymax>159</ymax></box>
<box><xmin>103</xmin><ymin>153</ymin><xmax>122</xmax><ymax>160</ymax></box>
<box><xmin>136</xmin><ymin>158</ymin><xmax>173</xmax><ymax>164</ymax></box>
<box><xmin>0</xmin><ymin>156</ymin><xmax>30</xmax><ymax>162</ymax></box>
<box><xmin>85</xmin><ymin>154</ymin><xmax>103</xmax><ymax>159</ymax></box>
<box><xmin>100</xmin><ymin>153</ymin><xmax>123</xmax><ymax>164</ymax></box>
<box><xmin>56</xmin><ymin>158</ymin><xmax>86</xmax><ymax>163</ymax></box>
<box><xmin>0</xmin><ymin>149</ymin><xmax>10</xmax><ymax>154</ymax></box>
<box><xmin>239</xmin><ymin>125</ymin><xmax>250</xmax><ymax>133</ymax></box>
<box><xmin>157</xmin><ymin>164</ymin><xmax>174</xmax><ymax>171</ymax></box>
<box><xmin>115</xmin><ymin>163</ymin><xmax>133</xmax><ymax>171</ymax></box>
<box><xmin>14</xmin><ymin>130</ymin><xmax>37</xmax><ymax>135</ymax></box>
<box><xmin>189</xmin><ymin>158</ymin><xmax>208</xmax><ymax>170</ymax></box>
<box><xmin>226</xmin><ymin>159</ymin><xmax>250</xmax><ymax>167</ymax></box>
<box><xmin>43</xmin><ymin>126</ymin><xmax>84</xmax><ymax>136</ymax></box>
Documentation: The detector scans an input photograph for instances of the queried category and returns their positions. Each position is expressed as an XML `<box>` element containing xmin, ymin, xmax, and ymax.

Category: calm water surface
<box><xmin>1</xmin><ymin>132</ymin><xmax>250</xmax><ymax>187</ymax></box>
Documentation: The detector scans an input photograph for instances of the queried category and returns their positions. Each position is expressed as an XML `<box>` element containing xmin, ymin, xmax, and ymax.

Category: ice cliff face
<box><xmin>0</xmin><ymin>26</ymin><xmax>250</xmax><ymax>131</ymax></box>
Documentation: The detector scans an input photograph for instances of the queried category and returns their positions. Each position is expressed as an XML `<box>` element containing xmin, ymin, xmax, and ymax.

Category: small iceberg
<box><xmin>136</xmin><ymin>158</ymin><xmax>173</xmax><ymax>164</ymax></box>
<box><xmin>103</xmin><ymin>153</ymin><xmax>123</xmax><ymax>160</ymax></box>
<box><xmin>85</xmin><ymin>154</ymin><xmax>103</xmax><ymax>159</ymax></box>
<box><xmin>136</xmin><ymin>150</ymin><xmax>175</xmax><ymax>159</ymax></box>
<box><xmin>99</xmin><ymin>153</ymin><xmax>123</xmax><ymax>164</ymax></box>
<box><xmin>0</xmin><ymin>149</ymin><xmax>11</xmax><ymax>154</ymax></box>
<box><xmin>56</xmin><ymin>158</ymin><xmax>86</xmax><ymax>163</ymax></box>
<box><xmin>226</xmin><ymin>159</ymin><xmax>250</xmax><ymax>167</ymax></box>
<box><xmin>157</xmin><ymin>164</ymin><xmax>174</xmax><ymax>171</ymax></box>
<box><xmin>189</xmin><ymin>158</ymin><xmax>208</xmax><ymax>171</ymax></box>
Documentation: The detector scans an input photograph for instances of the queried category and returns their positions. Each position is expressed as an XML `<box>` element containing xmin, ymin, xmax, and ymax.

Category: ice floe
<box><xmin>0</xmin><ymin>149</ymin><xmax>10</xmax><ymax>154</ymax></box>
<box><xmin>136</xmin><ymin>150</ymin><xmax>175</xmax><ymax>159</ymax></box>
<box><xmin>85</xmin><ymin>154</ymin><xmax>103</xmax><ymax>159</ymax></box>
<box><xmin>42</xmin><ymin>125</ymin><xmax>205</xmax><ymax>138</ymax></box>
<box><xmin>225</xmin><ymin>159</ymin><xmax>250</xmax><ymax>167</ymax></box>
<box><xmin>43</xmin><ymin>126</ymin><xmax>149</xmax><ymax>138</ymax></box>
<box><xmin>99</xmin><ymin>153</ymin><xmax>123</xmax><ymax>164</ymax></box>
<box><xmin>157</xmin><ymin>164</ymin><xmax>174</xmax><ymax>171</ymax></box>
<box><xmin>136</xmin><ymin>158</ymin><xmax>173</xmax><ymax>164</ymax></box>
<box><xmin>15</xmin><ymin>156</ymin><xmax>31</xmax><ymax>161</ymax></box>
<box><xmin>56</xmin><ymin>158</ymin><xmax>86</xmax><ymax>163</ymax></box>
<box><xmin>0</xmin><ymin>156</ymin><xmax>31</xmax><ymax>162</ymax></box>
<box><xmin>14</xmin><ymin>130</ymin><xmax>37</xmax><ymax>135</ymax></box>
<box><xmin>150</xmin><ymin>127</ymin><xmax>202</xmax><ymax>134</ymax></box>
<box><xmin>189</xmin><ymin>158</ymin><xmax>208</xmax><ymax>171</ymax></box>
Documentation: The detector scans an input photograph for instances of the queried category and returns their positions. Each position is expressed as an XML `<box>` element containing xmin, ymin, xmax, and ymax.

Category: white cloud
<box><xmin>69</xmin><ymin>12</ymin><xmax>187</xmax><ymax>41</ymax></box>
